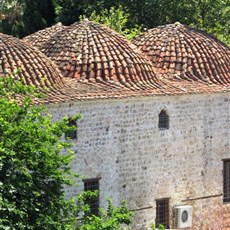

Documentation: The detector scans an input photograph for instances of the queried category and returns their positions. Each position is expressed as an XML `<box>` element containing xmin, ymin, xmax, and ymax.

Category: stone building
<box><xmin>132</xmin><ymin>23</ymin><xmax>230</xmax><ymax>230</ymax></box>
<box><xmin>2</xmin><ymin>20</ymin><xmax>230</xmax><ymax>229</ymax></box>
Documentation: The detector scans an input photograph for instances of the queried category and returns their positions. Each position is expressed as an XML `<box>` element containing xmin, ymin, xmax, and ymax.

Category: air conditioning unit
<box><xmin>174</xmin><ymin>205</ymin><xmax>193</xmax><ymax>229</ymax></box>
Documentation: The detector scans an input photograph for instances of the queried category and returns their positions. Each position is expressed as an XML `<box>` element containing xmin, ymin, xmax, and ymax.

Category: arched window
<box><xmin>158</xmin><ymin>110</ymin><xmax>169</xmax><ymax>130</ymax></box>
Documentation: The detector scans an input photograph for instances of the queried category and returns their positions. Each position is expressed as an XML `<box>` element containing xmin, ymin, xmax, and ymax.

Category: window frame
<box><xmin>223</xmin><ymin>159</ymin><xmax>230</xmax><ymax>203</ymax></box>
<box><xmin>83</xmin><ymin>178</ymin><xmax>100</xmax><ymax>216</ymax></box>
<box><xmin>65</xmin><ymin>118</ymin><xmax>77</xmax><ymax>140</ymax></box>
<box><xmin>155</xmin><ymin>198</ymin><xmax>170</xmax><ymax>229</ymax></box>
<box><xmin>158</xmin><ymin>110</ymin><xmax>169</xmax><ymax>130</ymax></box>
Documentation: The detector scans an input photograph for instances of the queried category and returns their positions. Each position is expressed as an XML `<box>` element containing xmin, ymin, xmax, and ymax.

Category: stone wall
<box><xmin>48</xmin><ymin>92</ymin><xmax>230</xmax><ymax>229</ymax></box>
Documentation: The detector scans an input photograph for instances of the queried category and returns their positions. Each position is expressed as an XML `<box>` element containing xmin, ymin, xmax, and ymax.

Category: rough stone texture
<box><xmin>48</xmin><ymin>92</ymin><xmax>230</xmax><ymax>229</ymax></box>
<box><xmin>133</xmin><ymin>22</ymin><xmax>230</xmax><ymax>85</ymax></box>
<box><xmin>223</xmin><ymin>204</ymin><xmax>230</xmax><ymax>230</ymax></box>
<box><xmin>2</xmin><ymin>21</ymin><xmax>230</xmax><ymax>230</ymax></box>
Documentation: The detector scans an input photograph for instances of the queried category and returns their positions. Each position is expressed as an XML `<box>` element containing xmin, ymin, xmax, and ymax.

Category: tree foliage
<box><xmin>78</xmin><ymin>196</ymin><xmax>134</xmax><ymax>230</ymax></box>
<box><xmin>0</xmin><ymin>0</ymin><xmax>55</xmax><ymax>37</ymax></box>
<box><xmin>0</xmin><ymin>0</ymin><xmax>229</xmax><ymax>45</ymax></box>
<box><xmin>57</xmin><ymin>0</ymin><xmax>230</xmax><ymax>45</ymax></box>
<box><xmin>54</xmin><ymin>0</ymin><xmax>84</xmax><ymax>26</ymax></box>
<box><xmin>0</xmin><ymin>0</ymin><xmax>24</xmax><ymax>36</ymax></box>
<box><xmin>0</xmin><ymin>74</ymin><xmax>133</xmax><ymax>229</ymax></box>
<box><xmin>0</xmin><ymin>75</ymin><xmax>80</xmax><ymax>229</ymax></box>
<box><xmin>22</xmin><ymin>0</ymin><xmax>56</xmax><ymax>36</ymax></box>
<box><xmin>87</xmin><ymin>6</ymin><xmax>142</xmax><ymax>40</ymax></box>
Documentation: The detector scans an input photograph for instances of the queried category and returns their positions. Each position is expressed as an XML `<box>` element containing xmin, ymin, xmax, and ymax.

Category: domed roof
<box><xmin>0</xmin><ymin>32</ymin><xmax>182</xmax><ymax>102</ymax></box>
<box><xmin>0</xmin><ymin>33</ymin><xmax>65</xmax><ymax>90</ymax></box>
<box><xmin>133</xmin><ymin>22</ymin><xmax>230</xmax><ymax>85</ymax></box>
<box><xmin>23</xmin><ymin>22</ymin><xmax>65</xmax><ymax>50</ymax></box>
<box><xmin>32</xmin><ymin>19</ymin><xmax>167</xmax><ymax>90</ymax></box>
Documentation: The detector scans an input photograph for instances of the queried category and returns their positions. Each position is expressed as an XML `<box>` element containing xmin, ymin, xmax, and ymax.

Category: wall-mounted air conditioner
<box><xmin>174</xmin><ymin>205</ymin><xmax>193</xmax><ymax>229</ymax></box>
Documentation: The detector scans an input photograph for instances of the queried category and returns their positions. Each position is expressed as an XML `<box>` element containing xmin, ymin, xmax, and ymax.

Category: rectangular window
<box><xmin>84</xmin><ymin>178</ymin><xmax>100</xmax><ymax>215</ymax></box>
<box><xmin>65</xmin><ymin>118</ymin><xmax>77</xmax><ymax>139</ymax></box>
<box><xmin>223</xmin><ymin>160</ymin><xmax>230</xmax><ymax>203</ymax></box>
<box><xmin>156</xmin><ymin>198</ymin><xmax>170</xmax><ymax>229</ymax></box>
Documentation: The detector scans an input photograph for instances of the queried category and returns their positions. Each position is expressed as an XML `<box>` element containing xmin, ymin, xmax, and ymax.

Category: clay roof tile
<box><xmin>25</xmin><ymin>19</ymin><xmax>171</xmax><ymax>91</ymax></box>
<box><xmin>133</xmin><ymin>22</ymin><xmax>230</xmax><ymax>85</ymax></box>
<box><xmin>0</xmin><ymin>33</ymin><xmax>66</xmax><ymax>90</ymax></box>
<box><xmin>15</xmin><ymin>21</ymin><xmax>230</xmax><ymax>101</ymax></box>
<box><xmin>23</xmin><ymin>22</ymin><xmax>65</xmax><ymax>50</ymax></box>
<box><xmin>2</xmin><ymin>32</ymin><xmax>188</xmax><ymax>103</ymax></box>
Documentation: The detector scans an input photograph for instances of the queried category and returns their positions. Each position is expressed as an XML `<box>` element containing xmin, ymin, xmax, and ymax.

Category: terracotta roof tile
<box><xmin>23</xmin><ymin>22</ymin><xmax>65</xmax><ymax>50</ymax></box>
<box><xmin>2</xmin><ymin>22</ymin><xmax>229</xmax><ymax>105</ymax></box>
<box><xmin>1</xmin><ymin>32</ymin><xmax>182</xmax><ymax>104</ymax></box>
<box><xmin>133</xmin><ymin>22</ymin><xmax>230</xmax><ymax>85</ymax></box>
<box><xmin>0</xmin><ymin>33</ymin><xmax>65</xmax><ymax>90</ymax></box>
<box><xmin>26</xmin><ymin>19</ymin><xmax>175</xmax><ymax>91</ymax></box>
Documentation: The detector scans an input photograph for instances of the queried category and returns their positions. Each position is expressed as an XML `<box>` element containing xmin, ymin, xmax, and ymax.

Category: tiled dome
<box><xmin>0</xmin><ymin>33</ymin><xmax>65</xmax><ymax>90</ymax></box>
<box><xmin>0</xmin><ymin>32</ymin><xmax>182</xmax><ymax>102</ymax></box>
<box><xmin>30</xmin><ymin>19</ymin><xmax>167</xmax><ymax>90</ymax></box>
<box><xmin>23</xmin><ymin>22</ymin><xmax>65</xmax><ymax>50</ymax></box>
<box><xmin>133</xmin><ymin>22</ymin><xmax>230</xmax><ymax>85</ymax></box>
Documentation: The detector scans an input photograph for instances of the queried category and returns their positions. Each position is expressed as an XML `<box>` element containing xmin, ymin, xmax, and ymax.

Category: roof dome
<box><xmin>0</xmin><ymin>33</ymin><xmax>66</xmax><ymax>92</ymax></box>
<box><xmin>133</xmin><ymin>22</ymin><xmax>230</xmax><ymax>85</ymax></box>
<box><xmin>0</xmin><ymin>32</ymin><xmax>181</xmax><ymax>102</ymax></box>
<box><xmin>23</xmin><ymin>22</ymin><xmax>65</xmax><ymax>50</ymax></box>
<box><xmin>28</xmin><ymin>19</ymin><xmax>166</xmax><ymax>90</ymax></box>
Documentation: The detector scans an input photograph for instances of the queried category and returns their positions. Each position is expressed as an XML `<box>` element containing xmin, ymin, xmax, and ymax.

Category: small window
<box><xmin>65</xmin><ymin>118</ymin><xmax>77</xmax><ymax>139</ymax></box>
<box><xmin>156</xmin><ymin>198</ymin><xmax>170</xmax><ymax>229</ymax></box>
<box><xmin>158</xmin><ymin>110</ymin><xmax>169</xmax><ymax>130</ymax></box>
<box><xmin>84</xmin><ymin>178</ymin><xmax>100</xmax><ymax>216</ymax></box>
<box><xmin>223</xmin><ymin>160</ymin><xmax>230</xmax><ymax>203</ymax></box>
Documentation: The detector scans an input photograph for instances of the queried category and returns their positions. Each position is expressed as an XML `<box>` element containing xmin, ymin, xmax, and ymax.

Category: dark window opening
<box><xmin>156</xmin><ymin>198</ymin><xmax>170</xmax><ymax>229</ymax></box>
<box><xmin>84</xmin><ymin>178</ymin><xmax>100</xmax><ymax>216</ymax></box>
<box><xmin>223</xmin><ymin>160</ymin><xmax>230</xmax><ymax>203</ymax></box>
<box><xmin>65</xmin><ymin>118</ymin><xmax>77</xmax><ymax>139</ymax></box>
<box><xmin>158</xmin><ymin>110</ymin><xmax>169</xmax><ymax>130</ymax></box>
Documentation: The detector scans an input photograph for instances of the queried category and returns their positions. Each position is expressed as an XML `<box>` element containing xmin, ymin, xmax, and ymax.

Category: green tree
<box><xmin>0</xmin><ymin>0</ymin><xmax>25</xmax><ymax>36</ymax></box>
<box><xmin>0</xmin><ymin>0</ymin><xmax>56</xmax><ymax>37</ymax></box>
<box><xmin>0</xmin><ymin>75</ymin><xmax>80</xmax><ymax>229</ymax></box>
<box><xmin>53</xmin><ymin>0</ymin><xmax>229</xmax><ymax>45</ymax></box>
<box><xmin>54</xmin><ymin>0</ymin><xmax>119</xmax><ymax>25</ymax></box>
<box><xmin>54</xmin><ymin>0</ymin><xmax>84</xmax><ymax>25</ymax></box>
<box><xmin>88</xmin><ymin>6</ymin><xmax>142</xmax><ymax>40</ymax></box>
<box><xmin>0</xmin><ymin>74</ymin><xmax>133</xmax><ymax>229</ymax></box>
<box><xmin>21</xmin><ymin>0</ymin><xmax>56</xmax><ymax>36</ymax></box>
<box><xmin>78</xmin><ymin>196</ymin><xmax>134</xmax><ymax>230</ymax></box>
<box><xmin>191</xmin><ymin>0</ymin><xmax>230</xmax><ymax>45</ymax></box>
<box><xmin>1</xmin><ymin>0</ymin><xmax>229</xmax><ymax>44</ymax></box>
